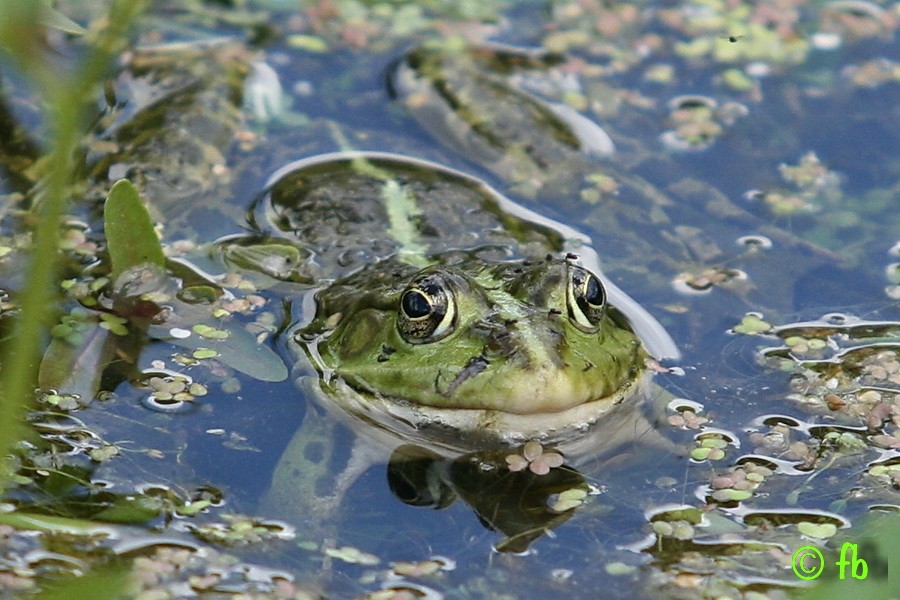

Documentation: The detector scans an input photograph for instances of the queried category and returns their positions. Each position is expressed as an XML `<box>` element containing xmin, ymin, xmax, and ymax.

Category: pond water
<box><xmin>0</xmin><ymin>1</ymin><xmax>898</xmax><ymax>598</ymax></box>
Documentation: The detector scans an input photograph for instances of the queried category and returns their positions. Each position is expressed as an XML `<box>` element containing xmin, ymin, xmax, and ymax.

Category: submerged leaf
<box><xmin>35</xmin><ymin>565</ymin><xmax>130</xmax><ymax>600</ymax></box>
<box><xmin>0</xmin><ymin>511</ymin><xmax>111</xmax><ymax>534</ymax></box>
<box><xmin>151</xmin><ymin>321</ymin><xmax>288</xmax><ymax>382</ymax></box>
<box><xmin>38</xmin><ymin>317</ymin><xmax>118</xmax><ymax>402</ymax></box>
<box><xmin>104</xmin><ymin>179</ymin><xmax>165</xmax><ymax>280</ymax></box>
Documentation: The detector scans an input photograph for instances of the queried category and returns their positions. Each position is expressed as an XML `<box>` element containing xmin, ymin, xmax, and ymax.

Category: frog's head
<box><xmin>304</xmin><ymin>257</ymin><xmax>647</xmax><ymax>415</ymax></box>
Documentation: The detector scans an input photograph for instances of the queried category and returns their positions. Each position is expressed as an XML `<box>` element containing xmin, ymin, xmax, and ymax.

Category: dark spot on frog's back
<box><xmin>303</xmin><ymin>440</ymin><xmax>325</xmax><ymax>464</ymax></box>
<box><xmin>412</xmin><ymin>214</ymin><xmax>439</xmax><ymax>238</ymax></box>
<box><xmin>269</xmin><ymin>169</ymin><xmax>388</xmax><ymax>231</ymax></box>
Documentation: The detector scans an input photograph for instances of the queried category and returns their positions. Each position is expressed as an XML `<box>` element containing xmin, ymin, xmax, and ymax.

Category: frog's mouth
<box><xmin>316</xmin><ymin>307</ymin><xmax>649</xmax><ymax>416</ymax></box>
<box><xmin>431</xmin><ymin>354</ymin><xmax>645</xmax><ymax>415</ymax></box>
<box><xmin>323</xmin><ymin>369</ymin><xmax>654</xmax><ymax>455</ymax></box>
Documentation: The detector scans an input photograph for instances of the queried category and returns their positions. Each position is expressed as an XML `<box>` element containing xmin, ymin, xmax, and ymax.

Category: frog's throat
<box><xmin>321</xmin><ymin>370</ymin><xmax>653</xmax><ymax>454</ymax></box>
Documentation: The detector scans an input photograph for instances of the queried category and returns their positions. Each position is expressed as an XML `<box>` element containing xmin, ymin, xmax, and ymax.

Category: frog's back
<box><xmin>255</xmin><ymin>152</ymin><xmax>568</xmax><ymax>280</ymax></box>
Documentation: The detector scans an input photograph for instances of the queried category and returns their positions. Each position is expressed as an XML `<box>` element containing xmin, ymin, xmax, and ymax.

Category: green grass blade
<box><xmin>38</xmin><ymin>0</ymin><xmax>87</xmax><ymax>36</ymax></box>
<box><xmin>0</xmin><ymin>0</ymin><xmax>148</xmax><ymax>486</ymax></box>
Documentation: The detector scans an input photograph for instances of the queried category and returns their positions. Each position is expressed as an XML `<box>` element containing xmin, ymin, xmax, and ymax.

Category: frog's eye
<box><xmin>397</xmin><ymin>274</ymin><xmax>457</xmax><ymax>343</ymax></box>
<box><xmin>567</xmin><ymin>266</ymin><xmax>606</xmax><ymax>332</ymax></box>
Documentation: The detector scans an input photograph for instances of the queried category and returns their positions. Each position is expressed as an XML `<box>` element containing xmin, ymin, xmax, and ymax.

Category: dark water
<box><xmin>1</xmin><ymin>1</ymin><xmax>899</xmax><ymax>598</ymax></box>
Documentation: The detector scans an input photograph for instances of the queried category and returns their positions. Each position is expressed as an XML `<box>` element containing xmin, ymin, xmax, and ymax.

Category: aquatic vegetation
<box><xmin>504</xmin><ymin>441</ymin><xmax>565</xmax><ymax>476</ymax></box>
<box><xmin>104</xmin><ymin>179</ymin><xmax>166</xmax><ymax>280</ymax></box>
<box><xmin>0</xmin><ymin>0</ymin><xmax>149</xmax><ymax>485</ymax></box>
<box><xmin>661</xmin><ymin>95</ymin><xmax>748</xmax><ymax>151</ymax></box>
<box><xmin>0</xmin><ymin>0</ymin><xmax>897</xmax><ymax>597</ymax></box>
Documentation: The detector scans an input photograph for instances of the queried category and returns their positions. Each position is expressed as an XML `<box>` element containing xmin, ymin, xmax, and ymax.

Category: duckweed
<box><xmin>192</xmin><ymin>324</ymin><xmax>230</xmax><ymax>340</ymax></box>
<box><xmin>733</xmin><ymin>313</ymin><xmax>772</xmax><ymax>335</ymax></box>
<box><xmin>325</xmin><ymin>545</ymin><xmax>379</xmax><ymax>566</ymax></box>
<box><xmin>797</xmin><ymin>521</ymin><xmax>837</xmax><ymax>539</ymax></box>
<box><xmin>549</xmin><ymin>488</ymin><xmax>588</xmax><ymax>513</ymax></box>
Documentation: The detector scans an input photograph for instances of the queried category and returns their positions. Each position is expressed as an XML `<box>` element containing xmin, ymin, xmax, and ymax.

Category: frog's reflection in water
<box><xmin>387</xmin><ymin>444</ymin><xmax>589</xmax><ymax>553</ymax></box>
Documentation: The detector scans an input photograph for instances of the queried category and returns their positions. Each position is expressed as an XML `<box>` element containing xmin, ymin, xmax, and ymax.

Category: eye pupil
<box><xmin>402</xmin><ymin>290</ymin><xmax>432</xmax><ymax>319</ymax></box>
<box><xmin>566</xmin><ymin>266</ymin><xmax>606</xmax><ymax>332</ymax></box>
<box><xmin>584</xmin><ymin>275</ymin><xmax>604</xmax><ymax>306</ymax></box>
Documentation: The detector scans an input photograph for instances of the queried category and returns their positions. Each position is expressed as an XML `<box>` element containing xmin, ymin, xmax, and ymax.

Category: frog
<box><xmin>253</xmin><ymin>40</ymin><xmax>856</xmax><ymax>551</ymax></box>
<box><xmin>256</xmin><ymin>151</ymin><xmax>680</xmax><ymax>536</ymax></box>
<box><xmin>0</xmin><ymin>3</ymin><xmax>894</xmax><ymax>595</ymax></box>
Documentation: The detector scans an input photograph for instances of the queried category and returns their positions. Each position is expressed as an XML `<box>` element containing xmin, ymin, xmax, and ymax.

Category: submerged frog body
<box><xmin>257</xmin><ymin>152</ymin><xmax>677</xmax><ymax>520</ymax></box>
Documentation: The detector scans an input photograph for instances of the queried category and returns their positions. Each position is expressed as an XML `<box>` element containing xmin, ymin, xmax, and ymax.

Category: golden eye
<box><xmin>397</xmin><ymin>272</ymin><xmax>457</xmax><ymax>343</ymax></box>
<box><xmin>567</xmin><ymin>265</ymin><xmax>606</xmax><ymax>332</ymax></box>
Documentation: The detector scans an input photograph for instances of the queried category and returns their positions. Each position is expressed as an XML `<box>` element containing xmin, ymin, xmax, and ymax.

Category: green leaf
<box><xmin>104</xmin><ymin>179</ymin><xmax>165</xmax><ymax>280</ymax></box>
